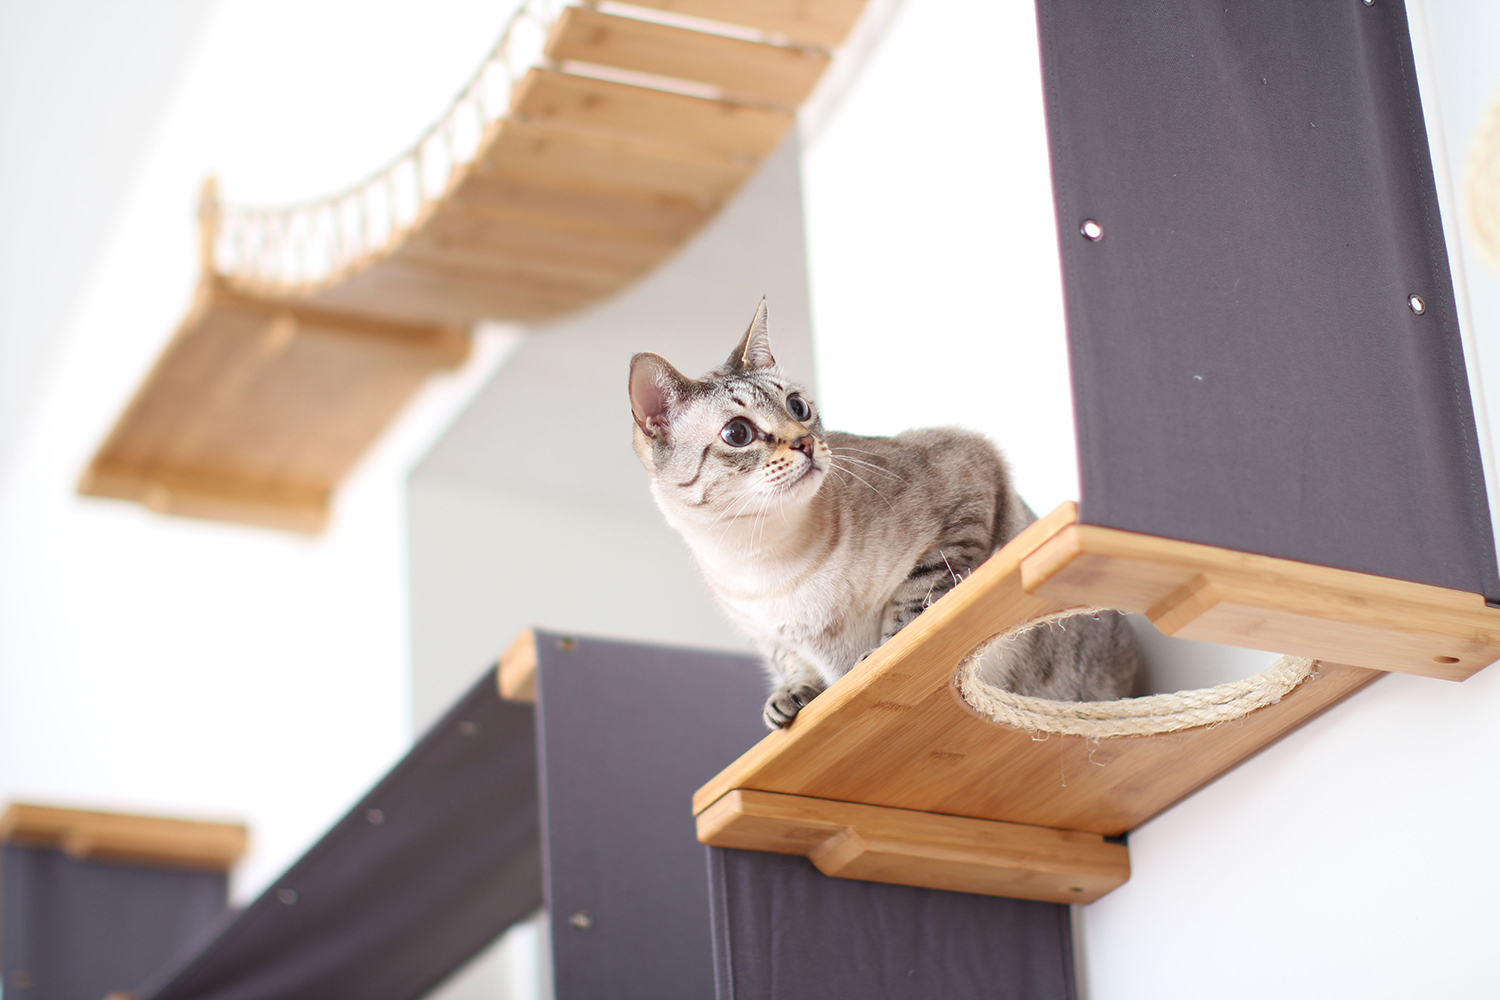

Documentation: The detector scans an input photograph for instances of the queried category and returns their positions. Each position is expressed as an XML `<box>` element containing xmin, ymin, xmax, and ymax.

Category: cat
<box><xmin>628</xmin><ymin>300</ymin><xmax>1140</xmax><ymax>729</ymax></box>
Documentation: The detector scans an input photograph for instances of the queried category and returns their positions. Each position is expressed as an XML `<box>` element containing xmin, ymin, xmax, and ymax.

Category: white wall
<box><xmin>0</xmin><ymin>0</ymin><xmax>522</xmax><ymax>902</ymax></box>
<box><xmin>799</xmin><ymin>0</ymin><xmax>1500</xmax><ymax>996</ymax></box>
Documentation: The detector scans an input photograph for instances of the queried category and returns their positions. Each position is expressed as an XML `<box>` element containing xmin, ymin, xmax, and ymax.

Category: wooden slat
<box><xmin>699</xmin><ymin>789</ymin><xmax>1130</xmax><ymax>904</ymax></box>
<box><xmin>81</xmin><ymin>463</ymin><xmax>330</xmax><ymax>532</ymax></box>
<box><xmin>1022</xmin><ymin>524</ymin><xmax>1500</xmax><ymax>681</ymax></box>
<box><xmin>210</xmin><ymin>284</ymin><xmax>470</xmax><ymax>365</ymax></box>
<box><xmin>81</xmin><ymin>283</ymin><xmax>471</xmax><ymax>530</ymax></box>
<box><xmin>615</xmin><ymin>0</ymin><xmax>868</xmax><ymax>49</ymax></box>
<box><xmin>1</xmin><ymin>803</ymin><xmax>247</xmax><ymax>872</ymax></box>
<box><xmin>499</xmin><ymin>629</ymin><xmax>539</xmax><ymax>702</ymax></box>
<box><xmin>478</xmin><ymin>119</ymin><xmax>755</xmax><ymax>207</ymax></box>
<box><xmin>510</xmin><ymin>67</ymin><xmax>794</xmax><ymax>161</ymax></box>
<box><xmin>546</xmin><ymin>7</ymin><xmax>830</xmax><ymax>108</ymax></box>
<box><xmin>413</xmin><ymin>210</ymin><xmax>673</xmax><ymax>283</ymax></box>
<box><xmin>694</xmin><ymin>504</ymin><xmax>1385</xmax><ymax>838</ymax></box>
<box><xmin>305</xmin><ymin>254</ymin><xmax>607</xmax><ymax>326</ymax></box>
<box><xmin>450</xmin><ymin>173</ymin><xmax>715</xmax><ymax>244</ymax></box>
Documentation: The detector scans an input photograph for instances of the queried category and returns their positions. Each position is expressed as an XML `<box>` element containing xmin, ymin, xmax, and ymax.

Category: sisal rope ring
<box><xmin>957</xmin><ymin>607</ymin><xmax>1317</xmax><ymax>739</ymax></box>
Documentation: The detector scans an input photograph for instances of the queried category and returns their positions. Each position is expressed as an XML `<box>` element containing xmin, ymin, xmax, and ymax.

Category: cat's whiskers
<box><xmin>827</xmin><ymin>458</ymin><xmax>897</xmax><ymax>511</ymax></box>
<box><xmin>828</xmin><ymin>449</ymin><xmax>908</xmax><ymax>484</ymax></box>
<box><xmin>828</xmin><ymin>452</ymin><xmax>906</xmax><ymax>485</ymax></box>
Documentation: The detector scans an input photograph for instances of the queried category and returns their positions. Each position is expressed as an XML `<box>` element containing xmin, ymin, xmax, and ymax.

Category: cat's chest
<box><xmin>699</xmin><ymin>546</ymin><xmax>888</xmax><ymax>639</ymax></box>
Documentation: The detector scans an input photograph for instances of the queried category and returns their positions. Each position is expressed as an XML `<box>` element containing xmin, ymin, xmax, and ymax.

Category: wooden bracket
<box><xmin>499</xmin><ymin>628</ymin><xmax>539</xmax><ymax>702</ymax></box>
<box><xmin>699</xmin><ymin>789</ymin><xmax>1129</xmax><ymax>904</ymax></box>
<box><xmin>0</xmin><ymin>802</ymin><xmax>247</xmax><ymax>872</ymax></box>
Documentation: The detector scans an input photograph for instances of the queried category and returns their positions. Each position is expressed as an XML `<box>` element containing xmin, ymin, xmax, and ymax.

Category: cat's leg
<box><xmin>762</xmin><ymin>647</ymin><xmax>826</xmax><ymax>729</ymax></box>
<box><xmin>877</xmin><ymin>540</ymin><xmax>991</xmax><ymax>644</ymax></box>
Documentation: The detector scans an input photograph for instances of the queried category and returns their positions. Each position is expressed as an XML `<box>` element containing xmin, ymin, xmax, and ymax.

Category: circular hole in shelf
<box><xmin>1433</xmin><ymin>655</ymin><xmax>1460</xmax><ymax>664</ymax></box>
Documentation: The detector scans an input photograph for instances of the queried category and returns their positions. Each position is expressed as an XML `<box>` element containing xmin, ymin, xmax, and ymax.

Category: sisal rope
<box><xmin>957</xmin><ymin>608</ymin><xmax>1317</xmax><ymax>739</ymax></box>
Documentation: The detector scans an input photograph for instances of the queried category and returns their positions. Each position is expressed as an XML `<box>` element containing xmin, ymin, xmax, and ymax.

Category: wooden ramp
<box><xmin>82</xmin><ymin>0</ymin><xmax>868</xmax><ymax>531</ymax></box>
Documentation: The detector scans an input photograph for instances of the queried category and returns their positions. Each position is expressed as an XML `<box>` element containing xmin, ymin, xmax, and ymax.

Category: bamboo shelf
<box><xmin>81</xmin><ymin>0</ymin><xmax>867</xmax><ymax>531</ymax></box>
<box><xmin>0</xmin><ymin>802</ymin><xmax>248</xmax><ymax>872</ymax></box>
<box><xmin>675</xmin><ymin>502</ymin><xmax>1500</xmax><ymax>904</ymax></box>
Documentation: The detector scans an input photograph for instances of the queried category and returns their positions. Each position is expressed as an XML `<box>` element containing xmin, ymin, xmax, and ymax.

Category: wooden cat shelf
<box><xmin>503</xmin><ymin>502</ymin><xmax>1500</xmax><ymax>903</ymax></box>
<box><xmin>0</xmin><ymin>802</ymin><xmax>248</xmax><ymax>872</ymax></box>
<box><xmin>81</xmin><ymin>0</ymin><xmax>869</xmax><ymax>531</ymax></box>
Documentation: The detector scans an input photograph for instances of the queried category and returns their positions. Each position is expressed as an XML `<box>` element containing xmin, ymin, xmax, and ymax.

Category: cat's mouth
<box><xmin>785</xmin><ymin>458</ymin><xmax>822</xmax><ymax>490</ymax></box>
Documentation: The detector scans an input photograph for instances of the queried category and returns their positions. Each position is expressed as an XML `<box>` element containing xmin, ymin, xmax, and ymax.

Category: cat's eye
<box><xmin>721</xmin><ymin>418</ymin><xmax>756</xmax><ymax>447</ymax></box>
<box><xmin>787</xmin><ymin>394</ymin><xmax>811</xmax><ymax>421</ymax></box>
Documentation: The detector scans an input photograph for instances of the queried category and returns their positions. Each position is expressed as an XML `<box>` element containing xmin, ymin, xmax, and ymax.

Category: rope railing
<box><xmin>207</xmin><ymin>0</ymin><xmax>564</xmax><ymax>289</ymax></box>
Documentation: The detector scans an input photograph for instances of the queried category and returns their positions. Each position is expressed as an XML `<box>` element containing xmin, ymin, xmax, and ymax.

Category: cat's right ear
<box><xmin>629</xmin><ymin>353</ymin><xmax>694</xmax><ymax>441</ymax></box>
<box><xmin>727</xmin><ymin>298</ymin><xmax>775</xmax><ymax>372</ymax></box>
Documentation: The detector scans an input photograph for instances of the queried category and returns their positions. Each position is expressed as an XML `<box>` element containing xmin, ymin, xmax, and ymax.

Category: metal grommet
<box><xmin>277</xmin><ymin>888</ymin><xmax>298</xmax><ymax>905</ymax></box>
<box><xmin>365</xmin><ymin>808</ymin><xmax>385</xmax><ymax>825</ymax></box>
<box><xmin>1408</xmin><ymin>294</ymin><xmax>1426</xmax><ymax>315</ymax></box>
<box><xmin>1080</xmin><ymin>219</ymin><xmax>1104</xmax><ymax>241</ymax></box>
<box><xmin>568</xmin><ymin>911</ymin><xmax>593</xmax><ymax>929</ymax></box>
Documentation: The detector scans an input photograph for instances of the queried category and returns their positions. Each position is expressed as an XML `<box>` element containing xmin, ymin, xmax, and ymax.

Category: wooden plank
<box><xmin>93</xmin><ymin>311</ymin><xmax>436</xmax><ymax>485</ymax></box>
<box><xmin>698</xmin><ymin>789</ymin><xmax>1130</xmax><ymax>904</ymax></box>
<box><xmin>307</xmin><ymin>253</ymin><xmax>608</xmax><ymax>325</ymax></box>
<box><xmin>694</xmin><ymin>504</ymin><xmax>1386</xmax><ymax>837</ymax></box>
<box><xmin>210</xmin><ymin>282</ymin><xmax>470</xmax><ymax>367</ymax></box>
<box><xmin>451</xmin><ymin>172</ymin><xmax>714</xmax><ymax>244</ymax></box>
<box><xmin>80</xmin><ymin>283</ymin><xmax>471</xmax><ymax>527</ymax></box>
<box><xmin>499</xmin><ymin>629</ymin><xmax>539</xmax><ymax>702</ymax></box>
<box><xmin>81</xmin><ymin>463</ymin><xmax>330</xmax><ymax>532</ymax></box>
<box><xmin>1022</xmin><ymin>524</ymin><xmax>1500</xmax><ymax>681</ymax></box>
<box><xmin>546</xmin><ymin>7</ymin><xmax>830</xmax><ymax>108</ymax></box>
<box><xmin>411</xmin><ymin>210</ymin><xmax>671</xmax><ymax>284</ymax></box>
<box><xmin>616</xmin><ymin>0</ymin><xmax>869</xmax><ymax>49</ymax></box>
<box><xmin>510</xmin><ymin>67</ymin><xmax>793</xmax><ymax>161</ymax></box>
<box><xmin>1</xmin><ymin>803</ymin><xmax>247</xmax><ymax>872</ymax></box>
<box><xmin>478</xmin><ymin>119</ymin><xmax>754</xmax><ymax>208</ymax></box>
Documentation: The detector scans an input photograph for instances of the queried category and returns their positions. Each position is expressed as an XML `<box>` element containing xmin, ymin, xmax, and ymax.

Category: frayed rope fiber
<box><xmin>957</xmin><ymin>608</ymin><xmax>1317</xmax><ymax>739</ymax></box>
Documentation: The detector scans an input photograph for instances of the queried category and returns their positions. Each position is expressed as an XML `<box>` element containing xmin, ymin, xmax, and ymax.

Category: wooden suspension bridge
<box><xmin>81</xmin><ymin>0</ymin><xmax>868</xmax><ymax>531</ymax></box>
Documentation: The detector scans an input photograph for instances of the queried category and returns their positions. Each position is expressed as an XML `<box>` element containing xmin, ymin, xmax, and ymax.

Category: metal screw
<box><xmin>365</xmin><ymin>808</ymin><xmax>385</xmax><ymax>825</ymax></box>
<box><xmin>1080</xmin><ymin>219</ymin><xmax>1104</xmax><ymax>241</ymax></box>
<box><xmin>568</xmin><ymin>911</ymin><xmax>593</xmax><ymax>929</ymax></box>
<box><xmin>1408</xmin><ymin>294</ymin><xmax>1426</xmax><ymax>315</ymax></box>
<box><xmin>277</xmin><ymin>888</ymin><xmax>298</xmax><ymax>905</ymax></box>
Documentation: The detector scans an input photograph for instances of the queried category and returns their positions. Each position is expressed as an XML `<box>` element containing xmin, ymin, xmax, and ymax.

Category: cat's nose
<box><xmin>790</xmin><ymin>435</ymin><xmax>815</xmax><ymax>457</ymax></box>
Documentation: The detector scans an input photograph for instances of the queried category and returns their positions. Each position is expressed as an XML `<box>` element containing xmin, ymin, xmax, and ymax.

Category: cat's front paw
<box><xmin>763</xmin><ymin>681</ymin><xmax>824</xmax><ymax>730</ymax></box>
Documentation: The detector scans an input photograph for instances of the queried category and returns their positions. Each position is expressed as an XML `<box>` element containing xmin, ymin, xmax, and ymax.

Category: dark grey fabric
<box><xmin>139</xmin><ymin>667</ymin><xmax>542</xmax><ymax>1000</ymax></box>
<box><xmin>1038</xmin><ymin>0</ymin><xmax>1500</xmax><ymax>600</ymax></box>
<box><xmin>708</xmin><ymin>848</ymin><xmax>1077</xmax><ymax>1000</ymax></box>
<box><xmin>532</xmin><ymin>631</ymin><xmax>768</xmax><ymax>1000</ymax></box>
<box><xmin>0</xmin><ymin>845</ymin><xmax>228</xmax><ymax>1000</ymax></box>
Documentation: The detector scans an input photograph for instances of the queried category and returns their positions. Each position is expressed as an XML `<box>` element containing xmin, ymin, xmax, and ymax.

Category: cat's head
<box><xmin>628</xmin><ymin>300</ymin><xmax>829</xmax><ymax>527</ymax></box>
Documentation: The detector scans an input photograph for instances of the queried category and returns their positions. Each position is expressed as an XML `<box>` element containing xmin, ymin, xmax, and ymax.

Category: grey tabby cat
<box><xmin>629</xmin><ymin>301</ymin><xmax>1139</xmax><ymax>729</ymax></box>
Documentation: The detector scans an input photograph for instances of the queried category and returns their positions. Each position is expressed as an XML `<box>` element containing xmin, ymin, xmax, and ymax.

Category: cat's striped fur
<box><xmin>629</xmin><ymin>301</ymin><xmax>1139</xmax><ymax>728</ymax></box>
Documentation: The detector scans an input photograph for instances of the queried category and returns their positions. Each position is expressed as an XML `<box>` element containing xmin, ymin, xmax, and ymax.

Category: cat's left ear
<box><xmin>629</xmin><ymin>352</ymin><xmax>696</xmax><ymax>440</ymax></box>
<box><xmin>727</xmin><ymin>298</ymin><xmax>775</xmax><ymax>372</ymax></box>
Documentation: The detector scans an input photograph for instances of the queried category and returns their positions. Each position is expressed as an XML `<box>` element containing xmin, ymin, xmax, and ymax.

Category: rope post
<box><xmin>197</xmin><ymin>177</ymin><xmax>221</xmax><ymax>276</ymax></box>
